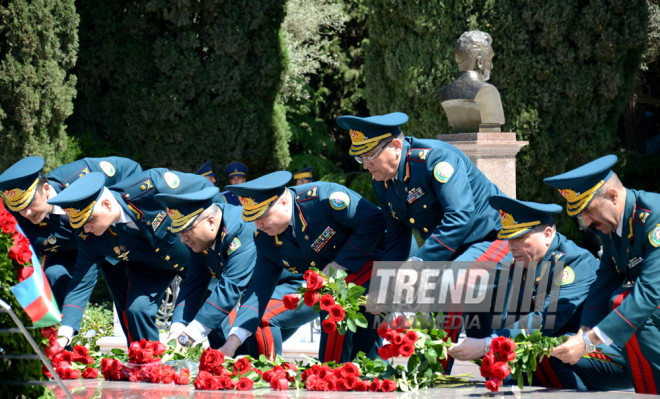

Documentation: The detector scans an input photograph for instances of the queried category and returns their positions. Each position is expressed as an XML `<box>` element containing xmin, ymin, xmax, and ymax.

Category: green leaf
<box><xmin>407</xmin><ymin>353</ymin><xmax>420</xmax><ymax>372</ymax></box>
<box><xmin>426</xmin><ymin>347</ymin><xmax>438</xmax><ymax>364</ymax></box>
<box><xmin>356</xmin><ymin>312</ymin><xmax>368</xmax><ymax>328</ymax></box>
<box><xmin>259</xmin><ymin>355</ymin><xmax>268</xmax><ymax>363</ymax></box>
<box><xmin>347</xmin><ymin>317</ymin><xmax>357</xmax><ymax>333</ymax></box>
<box><xmin>328</xmin><ymin>282</ymin><xmax>338</xmax><ymax>290</ymax></box>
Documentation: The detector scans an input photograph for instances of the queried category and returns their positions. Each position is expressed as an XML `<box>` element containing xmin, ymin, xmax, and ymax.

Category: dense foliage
<box><xmin>363</xmin><ymin>0</ymin><xmax>648</xmax><ymax>206</ymax></box>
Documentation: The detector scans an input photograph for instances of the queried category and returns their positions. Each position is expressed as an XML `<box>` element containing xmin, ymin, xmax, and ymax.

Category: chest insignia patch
<box><xmin>407</xmin><ymin>187</ymin><xmax>425</xmax><ymax>204</ymax></box>
<box><xmin>312</xmin><ymin>227</ymin><xmax>336</xmax><ymax>253</ymax></box>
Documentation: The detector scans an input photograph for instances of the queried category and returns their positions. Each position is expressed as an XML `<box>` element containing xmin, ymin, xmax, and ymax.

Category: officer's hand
<box><xmin>322</xmin><ymin>261</ymin><xmax>346</xmax><ymax>277</ymax></box>
<box><xmin>550</xmin><ymin>334</ymin><xmax>585</xmax><ymax>365</ymax></box>
<box><xmin>447</xmin><ymin>338</ymin><xmax>486</xmax><ymax>361</ymax></box>
<box><xmin>218</xmin><ymin>335</ymin><xmax>241</xmax><ymax>358</ymax></box>
<box><xmin>166</xmin><ymin>332</ymin><xmax>179</xmax><ymax>344</ymax></box>
<box><xmin>56</xmin><ymin>336</ymin><xmax>68</xmax><ymax>349</ymax></box>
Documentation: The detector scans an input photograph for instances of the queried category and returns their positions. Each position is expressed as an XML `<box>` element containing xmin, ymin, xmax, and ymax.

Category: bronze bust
<box><xmin>439</xmin><ymin>31</ymin><xmax>505</xmax><ymax>133</ymax></box>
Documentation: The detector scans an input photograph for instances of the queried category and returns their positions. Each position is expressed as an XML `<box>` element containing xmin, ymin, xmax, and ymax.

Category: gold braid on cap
<box><xmin>67</xmin><ymin>201</ymin><xmax>97</xmax><ymax>229</ymax></box>
<box><xmin>563</xmin><ymin>180</ymin><xmax>605</xmax><ymax>217</ymax></box>
<box><xmin>497</xmin><ymin>220</ymin><xmax>541</xmax><ymax>240</ymax></box>
<box><xmin>170</xmin><ymin>208</ymin><xmax>204</xmax><ymax>233</ymax></box>
<box><xmin>4</xmin><ymin>178</ymin><xmax>39</xmax><ymax>212</ymax></box>
<box><xmin>293</xmin><ymin>172</ymin><xmax>313</xmax><ymax>180</ymax></box>
<box><xmin>241</xmin><ymin>195</ymin><xmax>278</xmax><ymax>222</ymax></box>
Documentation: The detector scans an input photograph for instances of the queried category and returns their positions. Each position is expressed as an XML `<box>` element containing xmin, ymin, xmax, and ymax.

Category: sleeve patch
<box><xmin>560</xmin><ymin>266</ymin><xmax>575</xmax><ymax>285</ymax></box>
<box><xmin>164</xmin><ymin>172</ymin><xmax>180</xmax><ymax>189</ymax></box>
<box><xmin>433</xmin><ymin>162</ymin><xmax>454</xmax><ymax>183</ymax></box>
<box><xmin>649</xmin><ymin>224</ymin><xmax>660</xmax><ymax>247</ymax></box>
<box><xmin>329</xmin><ymin>192</ymin><xmax>350</xmax><ymax>210</ymax></box>
<box><xmin>227</xmin><ymin>237</ymin><xmax>241</xmax><ymax>255</ymax></box>
<box><xmin>100</xmin><ymin>161</ymin><xmax>116</xmax><ymax>177</ymax></box>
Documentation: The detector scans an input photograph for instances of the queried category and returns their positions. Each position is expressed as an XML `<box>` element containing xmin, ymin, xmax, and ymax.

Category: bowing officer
<box><xmin>218</xmin><ymin>171</ymin><xmax>385</xmax><ymax>363</ymax></box>
<box><xmin>548</xmin><ymin>155</ymin><xmax>660</xmax><ymax>394</ymax></box>
<box><xmin>337</xmin><ymin>112</ymin><xmax>509</xmax><ymax>372</ymax></box>
<box><xmin>293</xmin><ymin>166</ymin><xmax>314</xmax><ymax>186</ymax></box>
<box><xmin>0</xmin><ymin>156</ymin><xmax>142</xmax><ymax>305</ymax></box>
<box><xmin>195</xmin><ymin>161</ymin><xmax>217</xmax><ymax>184</ymax></box>
<box><xmin>449</xmin><ymin>195</ymin><xmax>631</xmax><ymax>390</ymax></box>
<box><xmin>49</xmin><ymin>169</ymin><xmax>217</xmax><ymax>347</ymax></box>
<box><xmin>220</xmin><ymin>162</ymin><xmax>248</xmax><ymax>206</ymax></box>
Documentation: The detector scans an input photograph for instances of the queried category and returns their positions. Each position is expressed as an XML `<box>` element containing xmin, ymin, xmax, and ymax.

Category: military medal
<box><xmin>406</xmin><ymin>187</ymin><xmax>425</xmax><ymax>204</ymax></box>
<box><xmin>312</xmin><ymin>227</ymin><xmax>336</xmax><ymax>252</ymax></box>
<box><xmin>47</xmin><ymin>235</ymin><xmax>57</xmax><ymax>245</ymax></box>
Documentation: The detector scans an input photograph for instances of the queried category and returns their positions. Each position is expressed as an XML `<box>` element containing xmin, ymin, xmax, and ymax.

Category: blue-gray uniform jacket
<box><xmin>231</xmin><ymin>182</ymin><xmax>386</xmax><ymax>334</ymax></box>
<box><xmin>219</xmin><ymin>190</ymin><xmax>241</xmax><ymax>206</ymax></box>
<box><xmin>60</xmin><ymin>169</ymin><xmax>219</xmax><ymax>332</ymax></box>
<box><xmin>496</xmin><ymin>233</ymin><xmax>599</xmax><ymax>338</ymax></box>
<box><xmin>581</xmin><ymin>189</ymin><xmax>660</xmax><ymax>346</ymax></box>
<box><xmin>14</xmin><ymin>157</ymin><xmax>142</xmax><ymax>256</ymax></box>
<box><xmin>171</xmin><ymin>203</ymin><xmax>256</xmax><ymax>331</ymax></box>
<box><xmin>374</xmin><ymin>137</ymin><xmax>503</xmax><ymax>261</ymax></box>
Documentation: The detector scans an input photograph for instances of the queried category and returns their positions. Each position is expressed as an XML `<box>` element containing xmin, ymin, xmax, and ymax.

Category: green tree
<box><xmin>364</xmin><ymin>0</ymin><xmax>648</xmax><ymax>206</ymax></box>
<box><xmin>69</xmin><ymin>0</ymin><xmax>290</xmax><ymax>178</ymax></box>
<box><xmin>0</xmin><ymin>0</ymin><xmax>80</xmax><ymax>172</ymax></box>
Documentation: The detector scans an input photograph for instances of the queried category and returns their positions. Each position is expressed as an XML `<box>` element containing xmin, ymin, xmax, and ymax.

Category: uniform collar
<box><xmin>615</xmin><ymin>189</ymin><xmax>632</xmax><ymax>238</ymax></box>
<box><xmin>395</xmin><ymin>138</ymin><xmax>412</xmax><ymax>182</ymax></box>
<box><xmin>615</xmin><ymin>210</ymin><xmax>624</xmax><ymax>237</ymax></box>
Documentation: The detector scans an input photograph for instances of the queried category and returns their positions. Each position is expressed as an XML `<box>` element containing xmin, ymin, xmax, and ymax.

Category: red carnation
<box><xmin>319</xmin><ymin>294</ymin><xmax>335</xmax><ymax>311</ymax></box>
<box><xmin>305</xmin><ymin>272</ymin><xmax>326</xmax><ymax>291</ymax></box>
<box><xmin>283</xmin><ymin>294</ymin><xmax>299</xmax><ymax>310</ymax></box>
<box><xmin>237</xmin><ymin>377</ymin><xmax>254</xmax><ymax>390</ymax></box>
<box><xmin>174</xmin><ymin>373</ymin><xmax>189</xmax><ymax>385</ymax></box>
<box><xmin>328</xmin><ymin>304</ymin><xmax>345</xmax><ymax>322</ymax></box>
<box><xmin>82</xmin><ymin>367</ymin><xmax>99</xmax><ymax>379</ymax></box>
<box><xmin>161</xmin><ymin>365</ymin><xmax>176</xmax><ymax>384</ymax></box>
<box><xmin>17</xmin><ymin>266</ymin><xmax>34</xmax><ymax>282</ymax></box>
<box><xmin>304</xmin><ymin>290</ymin><xmax>319</xmax><ymax>307</ymax></box>
<box><xmin>342</xmin><ymin>362</ymin><xmax>360</xmax><ymax>376</ymax></box>
<box><xmin>315</xmin><ymin>379</ymin><xmax>329</xmax><ymax>391</ymax></box>
<box><xmin>322</xmin><ymin>319</ymin><xmax>337</xmax><ymax>334</ymax></box>
<box><xmin>405</xmin><ymin>330</ymin><xmax>418</xmax><ymax>344</ymax></box>
<box><xmin>378</xmin><ymin>345</ymin><xmax>391</xmax><ymax>360</ymax></box>
<box><xmin>271</xmin><ymin>378</ymin><xmax>289</xmax><ymax>390</ymax></box>
<box><xmin>398</xmin><ymin>343</ymin><xmax>415</xmax><ymax>357</ymax></box>
<box><xmin>381</xmin><ymin>379</ymin><xmax>397</xmax><ymax>392</ymax></box>
<box><xmin>491</xmin><ymin>362</ymin><xmax>511</xmax><ymax>379</ymax></box>
<box><xmin>486</xmin><ymin>376</ymin><xmax>503</xmax><ymax>392</ymax></box>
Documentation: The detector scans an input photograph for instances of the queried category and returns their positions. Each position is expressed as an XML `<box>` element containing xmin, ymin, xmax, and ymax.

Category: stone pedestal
<box><xmin>437</xmin><ymin>132</ymin><xmax>528</xmax><ymax>198</ymax></box>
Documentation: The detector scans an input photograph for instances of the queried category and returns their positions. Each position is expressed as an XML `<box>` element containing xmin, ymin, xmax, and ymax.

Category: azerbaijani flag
<box><xmin>10</xmin><ymin>225</ymin><xmax>61</xmax><ymax>327</ymax></box>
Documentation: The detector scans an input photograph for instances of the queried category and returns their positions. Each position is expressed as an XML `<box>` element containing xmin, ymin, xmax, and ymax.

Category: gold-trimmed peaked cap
<box><xmin>0</xmin><ymin>156</ymin><xmax>46</xmax><ymax>212</ymax></box>
<box><xmin>226</xmin><ymin>171</ymin><xmax>291</xmax><ymax>222</ymax></box>
<box><xmin>337</xmin><ymin>112</ymin><xmax>409</xmax><ymax>156</ymax></box>
<box><xmin>488</xmin><ymin>195</ymin><xmax>562</xmax><ymax>240</ymax></box>
<box><xmin>47</xmin><ymin>172</ymin><xmax>106</xmax><ymax>229</ymax></box>
<box><xmin>293</xmin><ymin>166</ymin><xmax>314</xmax><ymax>181</ymax></box>
<box><xmin>543</xmin><ymin>155</ymin><xmax>617</xmax><ymax>217</ymax></box>
<box><xmin>195</xmin><ymin>161</ymin><xmax>215</xmax><ymax>177</ymax></box>
<box><xmin>154</xmin><ymin>186</ymin><xmax>220</xmax><ymax>233</ymax></box>
<box><xmin>225</xmin><ymin>162</ymin><xmax>248</xmax><ymax>178</ymax></box>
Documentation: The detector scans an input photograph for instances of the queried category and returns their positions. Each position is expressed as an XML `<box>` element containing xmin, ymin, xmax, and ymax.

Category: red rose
<box><xmin>61</xmin><ymin>351</ymin><xmax>74</xmax><ymax>362</ymax></box>
<box><xmin>398</xmin><ymin>343</ymin><xmax>415</xmax><ymax>357</ymax></box>
<box><xmin>193</xmin><ymin>371</ymin><xmax>213</xmax><ymax>390</ymax></box>
<box><xmin>200</xmin><ymin>349</ymin><xmax>225</xmax><ymax>372</ymax></box>
<box><xmin>499</xmin><ymin>339</ymin><xmax>517</xmax><ymax>357</ymax></box>
<box><xmin>369</xmin><ymin>378</ymin><xmax>381</xmax><ymax>392</ymax></box>
<box><xmin>306</xmin><ymin>375</ymin><xmax>319</xmax><ymax>390</ymax></box>
<box><xmin>0</xmin><ymin>211</ymin><xmax>17</xmax><ymax>234</ymax></box>
<box><xmin>42</xmin><ymin>364</ymin><xmax>53</xmax><ymax>379</ymax></box>
<box><xmin>381</xmin><ymin>379</ymin><xmax>397</xmax><ymax>392</ymax></box>
<box><xmin>271</xmin><ymin>378</ymin><xmax>289</xmax><ymax>390</ymax></box>
<box><xmin>355</xmin><ymin>380</ymin><xmax>368</xmax><ymax>391</ymax></box>
<box><xmin>490</xmin><ymin>336</ymin><xmax>507</xmax><ymax>354</ymax></box>
<box><xmin>82</xmin><ymin>367</ymin><xmax>100</xmax><ymax>379</ymax></box>
<box><xmin>332</xmin><ymin>368</ymin><xmax>344</xmax><ymax>379</ymax></box>
<box><xmin>322</xmin><ymin>319</ymin><xmax>337</xmax><ymax>333</ymax></box>
<box><xmin>282</xmin><ymin>362</ymin><xmax>297</xmax><ymax>372</ymax></box>
<box><xmin>220</xmin><ymin>376</ymin><xmax>235</xmax><ymax>390</ymax></box>
<box><xmin>343</xmin><ymin>374</ymin><xmax>360</xmax><ymax>390</ymax></box>
<box><xmin>283</xmin><ymin>294</ymin><xmax>299</xmax><ymax>310</ymax></box>
<box><xmin>234</xmin><ymin>357</ymin><xmax>251</xmax><ymax>373</ymax></box>
<box><xmin>45</xmin><ymin>337</ymin><xmax>64</xmax><ymax>359</ymax></box>
<box><xmin>12</xmin><ymin>231</ymin><xmax>29</xmax><ymax>246</ymax></box>
<box><xmin>56</xmin><ymin>365</ymin><xmax>74</xmax><ymax>380</ymax></box>
<box><xmin>480</xmin><ymin>352</ymin><xmax>496</xmax><ymax>378</ymax></box>
<box><xmin>327</xmin><ymin>304</ymin><xmax>345</xmax><ymax>322</ymax></box>
<box><xmin>262</xmin><ymin>369</ymin><xmax>275</xmax><ymax>382</ymax></box>
<box><xmin>335</xmin><ymin>379</ymin><xmax>348</xmax><ymax>391</ymax></box>
<box><xmin>41</xmin><ymin>327</ymin><xmax>57</xmax><ymax>339</ymax></box>
<box><xmin>393</xmin><ymin>333</ymin><xmax>405</xmax><ymax>346</ymax></box>
<box><xmin>317</xmin><ymin>366</ymin><xmax>332</xmax><ymax>379</ymax></box>
<box><xmin>388</xmin><ymin>344</ymin><xmax>400</xmax><ymax>357</ymax></box>
<box><xmin>405</xmin><ymin>330</ymin><xmax>418</xmax><ymax>344</ymax></box>
<box><xmin>10</xmin><ymin>245</ymin><xmax>32</xmax><ymax>266</ymax></box>
<box><xmin>491</xmin><ymin>362</ymin><xmax>510</xmax><ymax>379</ymax></box>
<box><xmin>305</xmin><ymin>272</ymin><xmax>326</xmax><ymax>291</ymax></box>
<box><xmin>392</xmin><ymin>315</ymin><xmax>410</xmax><ymax>332</ymax></box>
<box><xmin>342</xmin><ymin>362</ymin><xmax>360</xmax><ymax>376</ymax></box>
<box><xmin>135</xmin><ymin>349</ymin><xmax>154</xmax><ymax>364</ymax></box>
<box><xmin>237</xmin><ymin>377</ymin><xmax>254</xmax><ymax>390</ymax></box>
<box><xmin>174</xmin><ymin>373</ymin><xmax>189</xmax><ymax>385</ymax></box>
<box><xmin>486</xmin><ymin>376</ymin><xmax>503</xmax><ymax>392</ymax></box>
<box><xmin>377</xmin><ymin>322</ymin><xmax>390</xmax><ymax>338</ymax></box>
<box><xmin>502</xmin><ymin>350</ymin><xmax>516</xmax><ymax>362</ymax></box>
<box><xmin>378</xmin><ymin>345</ymin><xmax>391</xmax><ymax>360</ymax></box>
<box><xmin>181</xmin><ymin>367</ymin><xmax>190</xmax><ymax>377</ymax></box>
<box><xmin>304</xmin><ymin>290</ymin><xmax>319</xmax><ymax>307</ymax></box>
<box><xmin>324</xmin><ymin>376</ymin><xmax>337</xmax><ymax>391</ymax></box>
<box><xmin>17</xmin><ymin>266</ymin><xmax>34</xmax><ymax>282</ymax></box>
<box><xmin>73</xmin><ymin>345</ymin><xmax>89</xmax><ymax>358</ymax></box>
<box><xmin>319</xmin><ymin>294</ymin><xmax>335</xmax><ymax>311</ymax></box>
<box><xmin>153</xmin><ymin>341</ymin><xmax>167</xmax><ymax>356</ymax></box>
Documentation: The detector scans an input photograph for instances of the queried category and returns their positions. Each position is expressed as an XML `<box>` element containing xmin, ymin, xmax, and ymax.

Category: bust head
<box><xmin>454</xmin><ymin>31</ymin><xmax>494</xmax><ymax>81</ymax></box>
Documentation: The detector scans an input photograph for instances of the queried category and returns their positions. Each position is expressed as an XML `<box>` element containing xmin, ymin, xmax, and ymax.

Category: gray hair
<box><xmin>454</xmin><ymin>31</ymin><xmax>493</xmax><ymax>71</ymax></box>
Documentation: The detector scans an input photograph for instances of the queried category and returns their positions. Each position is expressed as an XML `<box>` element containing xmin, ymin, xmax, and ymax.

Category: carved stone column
<box><xmin>437</xmin><ymin>132</ymin><xmax>528</xmax><ymax>198</ymax></box>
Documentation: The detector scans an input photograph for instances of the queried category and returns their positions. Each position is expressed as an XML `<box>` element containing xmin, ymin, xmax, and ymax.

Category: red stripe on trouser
<box><xmin>613</xmin><ymin>290</ymin><xmax>657</xmax><ymax>394</ymax></box>
<box><xmin>440</xmin><ymin>240</ymin><xmax>509</xmax><ymax>372</ymax></box>
<box><xmin>228</xmin><ymin>309</ymin><xmax>237</xmax><ymax>325</ymax></box>
<box><xmin>255</xmin><ymin>299</ymin><xmax>289</xmax><ymax>361</ymax></box>
<box><xmin>323</xmin><ymin>261</ymin><xmax>373</xmax><ymax>363</ymax></box>
<box><xmin>540</xmin><ymin>357</ymin><xmax>563</xmax><ymax>388</ymax></box>
<box><xmin>123</xmin><ymin>280</ymin><xmax>133</xmax><ymax>343</ymax></box>
<box><xmin>534</xmin><ymin>362</ymin><xmax>550</xmax><ymax>387</ymax></box>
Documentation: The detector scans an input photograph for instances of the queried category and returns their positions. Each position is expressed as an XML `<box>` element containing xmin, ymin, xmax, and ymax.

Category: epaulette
<box><xmin>61</xmin><ymin>167</ymin><xmax>92</xmax><ymax>188</ymax></box>
<box><xmin>126</xmin><ymin>202</ymin><xmax>143</xmax><ymax>220</ymax></box>
<box><xmin>296</xmin><ymin>186</ymin><xmax>319</xmax><ymax>202</ymax></box>
<box><xmin>635</xmin><ymin>207</ymin><xmax>652</xmax><ymax>225</ymax></box>
<box><xmin>107</xmin><ymin>227</ymin><xmax>118</xmax><ymax>237</ymax></box>
<box><xmin>552</xmin><ymin>250</ymin><xmax>566</xmax><ymax>263</ymax></box>
<box><xmin>78</xmin><ymin>231</ymin><xmax>90</xmax><ymax>241</ymax></box>
<box><xmin>254</xmin><ymin>229</ymin><xmax>262</xmax><ymax>239</ymax></box>
<box><xmin>407</xmin><ymin>148</ymin><xmax>432</xmax><ymax>163</ymax></box>
<box><xmin>122</xmin><ymin>178</ymin><xmax>154</xmax><ymax>202</ymax></box>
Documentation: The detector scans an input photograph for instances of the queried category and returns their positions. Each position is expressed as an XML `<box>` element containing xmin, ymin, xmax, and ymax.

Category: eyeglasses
<box><xmin>181</xmin><ymin>216</ymin><xmax>208</xmax><ymax>235</ymax></box>
<box><xmin>354</xmin><ymin>140</ymin><xmax>392</xmax><ymax>164</ymax></box>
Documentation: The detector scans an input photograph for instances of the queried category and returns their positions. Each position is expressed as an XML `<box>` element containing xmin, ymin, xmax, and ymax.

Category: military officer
<box><xmin>548</xmin><ymin>155</ymin><xmax>660</xmax><ymax>394</ymax></box>
<box><xmin>449</xmin><ymin>195</ymin><xmax>631</xmax><ymax>390</ymax></box>
<box><xmin>49</xmin><ymin>168</ymin><xmax>218</xmax><ymax>347</ymax></box>
<box><xmin>195</xmin><ymin>161</ymin><xmax>217</xmax><ymax>184</ymax></box>
<box><xmin>155</xmin><ymin>187</ymin><xmax>311</xmax><ymax>359</ymax></box>
<box><xmin>0</xmin><ymin>156</ymin><xmax>142</xmax><ymax>306</ymax></box>
<box><xmin>293</xmin><ymin>166</ymin><xmax>314</xmax><ymax>186</ymax></box>
<box><xmin>218</xmin><ymin>171</ymin><xmax>385</xmax><ymax>363</ymax></box>
<box><xmin>220</xmin><ymin>162</ymin><xmax>248</xmax><ymax>206</ymax></box>
<box><xmin>337</xmin><ymin>112</ymin><xmax>509</xmax><ymax>372</ymax></box>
